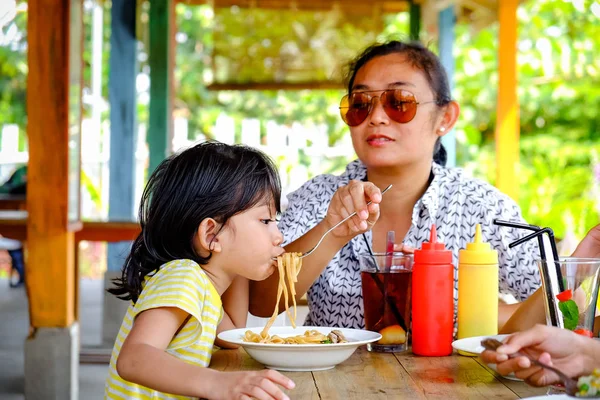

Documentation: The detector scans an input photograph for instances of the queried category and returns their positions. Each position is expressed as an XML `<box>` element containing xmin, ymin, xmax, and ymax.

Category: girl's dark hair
<box><xmin>108</xmin><ymin>141</ymin><xmax>282</xmax><ymax>303</ymax></box>
<box><xmin>344</xmin><ymin>40</ymin><xmax>451</xmax><ymax>166</ymax></box>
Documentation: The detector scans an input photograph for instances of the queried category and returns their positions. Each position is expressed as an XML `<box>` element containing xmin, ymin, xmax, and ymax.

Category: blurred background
<box><xmin>1</xmin><ymin>1</ymin><xmax>598</xmax><ymax>281</ymax></box>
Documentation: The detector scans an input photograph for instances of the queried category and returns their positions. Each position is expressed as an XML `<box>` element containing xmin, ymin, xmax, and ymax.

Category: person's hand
<box><xmin>210</xmin><ymin>369</ymin><xmax>295</xmax><ymax>400</ymax></box>
<box><xmin>324</xmin><ymin>180</ymin><xmax>383</xmax><ymax>239</ymax></box>
<box><xmin>394</xmin><ymin>243</ymin><xmax>415</xmax><ymax>254</ymax></box>
<box><xmin>480</xmin><ymin>324</ymin><xmax>594</xmax><ymax>387</ymax></box>
<box><xmin>572</xmin><ymin>224</ymin><xmax>600</xmax><ymax>258</ymax></box>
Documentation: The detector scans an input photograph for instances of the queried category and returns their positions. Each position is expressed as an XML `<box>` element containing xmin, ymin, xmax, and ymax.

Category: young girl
<box><xmin>104</xmin><ymin>141</ymin><xmax>295</xmax><ymax>400</ymax></box>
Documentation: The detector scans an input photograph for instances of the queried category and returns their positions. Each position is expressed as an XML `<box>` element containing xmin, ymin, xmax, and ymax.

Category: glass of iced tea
<box><xmin>359</xmin><ymin>252</ymin><xmax>413</xmax><ymax>352</ymax></box>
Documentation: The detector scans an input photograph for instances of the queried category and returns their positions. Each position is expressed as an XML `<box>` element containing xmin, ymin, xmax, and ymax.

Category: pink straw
<box><xmin>385</xmin><ymin>230</ymin><xmax>395</xmax><ymax>269</ymax></box>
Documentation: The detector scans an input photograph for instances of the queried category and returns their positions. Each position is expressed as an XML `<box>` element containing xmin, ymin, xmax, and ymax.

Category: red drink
<box><xmin>360</xmin><ymin>258</ymin><xmax>413</xmax><ymax>352</ymax></box>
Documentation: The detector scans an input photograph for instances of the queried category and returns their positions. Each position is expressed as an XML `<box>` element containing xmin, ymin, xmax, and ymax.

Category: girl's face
<box><xmin>349</xmin><ymin>53</ymin><xmax>443</xmax><ymax>170</ymax></box>
<box><xmin>218</xmin><ymin>201</ymin><xmax>283</xmax><ymax>281</ymax></box>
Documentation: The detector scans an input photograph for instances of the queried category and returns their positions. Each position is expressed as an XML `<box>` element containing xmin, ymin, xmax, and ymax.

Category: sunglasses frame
<box><xmin>339</xmin><ymin>89</ymin><xmax>438</xmax><ymax>127</ymax></box>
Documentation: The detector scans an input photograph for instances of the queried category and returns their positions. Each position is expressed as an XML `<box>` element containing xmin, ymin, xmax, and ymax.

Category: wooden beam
<box><xmin>0</xmin><ymin>213</ymin><xmax>140</xmax><ymax>244</ymax></box>
<box><xmin>177</xmin><ymin>0</ymin><xmax>409</xmax><ymax>13</ymax></box>
<box><xmin>0</xmin><ymin>194</ymin><xmax>27</xmax><ymax>210</ymax></box>
<box><xmin>494</xmin><ymin>0</ymin><xmax>519</xmax><ymax>200</ymax></box>
<box><xmin>148</xmin><ymin>0</ymin><xmax>174</xmax><ymax>174</ymax></box>
<box><xmin>207</xmin><ymin>81</ymin><xmax>344</xmax><ymax>91</ymax></box>
<box><xmin>26</xmin><ymin>0</ymin><xmax>83</xmax><ymax>328</ymax></box>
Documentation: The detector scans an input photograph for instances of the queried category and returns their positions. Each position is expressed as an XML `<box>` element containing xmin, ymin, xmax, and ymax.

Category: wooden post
<box><xmin>409</xmin><ymin>1</ymin><xmax>421</xmax><ymax>41</ymax></box>
<box><xmin>439</xmin><ymin>6</ymin><xmax>456</xmax><ymax>167</ymax></box>
<box><xmin>495</xmin><ymin>0</ymin><xmax>520</xmax><ymax>200</ymax></box>
<box><xmin>148</xmin><ymin>0</ymin><xmax>174</xmax><ymax>174</ymax></box>
<box><xmin>25</xmin><ymin>0</ymin><xmax>83</xmax><ymax>397</ymax></box>
<box><xmin>104</xmin><ymin>0</ymin><xmax>139</xmax><ymax>347</ymax></box>
<box><xmin>27</xmin><ymin>0</ymin><xmax>83</xmax><ymax>330</ymax></box>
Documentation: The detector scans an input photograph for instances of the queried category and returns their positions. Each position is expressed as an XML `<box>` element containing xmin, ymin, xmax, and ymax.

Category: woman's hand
<box><xmin>209</xmin><ymin>369</ymin><xmax>295</xmax><ymax>400</ymax></box>
<box><xmin>324</xmin><ymin>180</ymin><xmax>383</xmax><ymax>239</ymax></box>
<box><xmin>480</xmin><ymin>324</ymin><xmax>597</xmax><ymax>386</ymax></box>
<box><xmin>572</xmin><ymin>224</ymin><xmax>600</xmax><ymax>258</ymax></box>
<box><xmin>394</xmin><ymin>243</ymin><xmax>415</xmax><ymax>254</ymax></box>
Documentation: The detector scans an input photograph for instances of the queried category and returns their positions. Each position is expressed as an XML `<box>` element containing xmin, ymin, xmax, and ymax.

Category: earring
<box><xmin>439</xmin><ymin>127</ymin><xmax>446</xmax><ymax>132</ymax></box>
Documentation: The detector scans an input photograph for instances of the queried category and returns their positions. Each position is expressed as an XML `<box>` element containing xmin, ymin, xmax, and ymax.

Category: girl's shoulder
<box><xmin>146</xmin><ymin>259</ymin><xmax>210</xmax><ymax>287</ymax></box>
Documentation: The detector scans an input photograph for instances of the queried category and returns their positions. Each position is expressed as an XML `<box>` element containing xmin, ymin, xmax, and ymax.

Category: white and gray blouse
<box><xmin>279</xmin><ymin>159</ymin><xmax>541</xmax><ymax>328</ymax></box>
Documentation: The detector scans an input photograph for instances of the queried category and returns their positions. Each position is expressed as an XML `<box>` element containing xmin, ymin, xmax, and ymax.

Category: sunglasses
<box><xmin>339</xmin><ymin>89</ymin><xmax>439</xmax><ymax>127</ymax></box>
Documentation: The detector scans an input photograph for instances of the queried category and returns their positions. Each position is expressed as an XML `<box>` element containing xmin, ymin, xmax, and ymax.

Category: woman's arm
<box><xmin>215</xmin><ymin>275</ymin><xmax>249</xmax><ymax>349</ymax></box>
<box><xmin>499</xmin><ymin>288</ymin><xmax>546</xmax><ymax>333</ymax></box>
<box><xmin>249</xmin><ymin>181</ymin><xmax>383</xmax><ymax>317</ymax></box>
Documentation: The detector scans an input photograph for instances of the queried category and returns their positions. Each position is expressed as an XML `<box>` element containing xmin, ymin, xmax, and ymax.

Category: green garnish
<box><xmin>558</xmin><ymin>299</ymin><xmax>579</xmax><ymax>330</ymax></box>
<box><xmin>320</xmin><ymin>339</ymin><xmax>332</xmax><ymax>344</ymax></box>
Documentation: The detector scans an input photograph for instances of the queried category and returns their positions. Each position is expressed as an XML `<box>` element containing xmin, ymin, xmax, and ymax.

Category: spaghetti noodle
<box><xmin>243</xmin><ymin>252</ymin><xmax>348</xmax><ymax>345</ymax></box>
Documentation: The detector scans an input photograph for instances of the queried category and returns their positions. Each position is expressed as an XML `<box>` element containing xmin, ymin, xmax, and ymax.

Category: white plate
<box><xmin>452</xmin><ymin>334</ymin><xmax>510</xmax><ymax>355</ymax></box>
<box><xmin>217</xmin><ymin>326</ymin><xmax>381</xmax><ymax>371</ymax></box>
<box><xmin>452</xmin><ymin>334</ymin><xmax>523</xmax><ymax>381</ymax></box>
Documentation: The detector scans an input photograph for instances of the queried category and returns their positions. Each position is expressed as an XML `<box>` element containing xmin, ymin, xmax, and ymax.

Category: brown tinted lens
<box><xmin>382</xmin><ymin>89</ymin><xmax>418</xmax><ymax>123</ymax></box>
<box><xmin>343</xmin><ymin>92</ymin><xmax>372</xmax><ymax>126</ymax></box>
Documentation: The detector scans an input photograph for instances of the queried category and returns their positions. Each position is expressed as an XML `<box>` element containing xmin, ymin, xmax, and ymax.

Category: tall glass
<box><xmin>538</xmin><ymin>258</ymin><xmax>600</xmax><ymax>395</ymax></box>
<box><xmin>359</xmin><ymin>252</ymin><xmax>413</xmax><ymax>352</ymax></box>
<box><xmin>538</xmin><ymin>258</ymin><xmax>600</xmax><ymax>334</ymax></box>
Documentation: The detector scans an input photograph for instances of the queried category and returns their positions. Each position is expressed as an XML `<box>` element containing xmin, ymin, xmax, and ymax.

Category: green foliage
<box><xmin>558</xmin><ymin>299</ymin><xmax>579</xmax><ymax>331</ymax></box>
<box><xmin>456</xmin><ymin>0</ymin><xmax>600</xmax><ymax>239</ymax></box>
<box><xmin>0</xmin><ymin>7</ymin><xmax>27</xmax><ymax>141</ymax></box>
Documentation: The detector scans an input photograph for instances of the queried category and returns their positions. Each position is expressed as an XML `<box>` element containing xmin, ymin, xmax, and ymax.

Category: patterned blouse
<box><xmin>279</xmin><ymin>159</ymin><xmax>541</xmax><ymax>328</ymax></box>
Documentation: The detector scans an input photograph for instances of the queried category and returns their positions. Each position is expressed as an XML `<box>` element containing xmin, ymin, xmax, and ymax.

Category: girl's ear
<box><xmin>197</xmin><ymin>218</ymin><xmax>222</xmax><ymax>253</ymax></box>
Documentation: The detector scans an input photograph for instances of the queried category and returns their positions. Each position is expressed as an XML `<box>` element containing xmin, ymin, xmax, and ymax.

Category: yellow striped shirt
<box><xmin>104</xmin><ymin>259</ymin><xmax>223</xmax><ymax>400</ymax></box>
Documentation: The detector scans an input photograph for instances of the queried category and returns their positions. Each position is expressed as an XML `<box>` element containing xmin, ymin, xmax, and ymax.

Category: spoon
<box><xmin>480</xmin><ymin>338</ymin><xmax>592</xmax><ymax>397</ymax></box>
<box><xmin>298</xmin><ymin>184</ymin><xmax>392</xmax><ymax>259</ymax></box>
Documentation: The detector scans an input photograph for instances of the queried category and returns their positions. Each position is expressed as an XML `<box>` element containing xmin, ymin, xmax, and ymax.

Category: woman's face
<box><xmin>349</xmin><ymin>53</ymin><xmax>443</xmax><ymax>170</ymax></box>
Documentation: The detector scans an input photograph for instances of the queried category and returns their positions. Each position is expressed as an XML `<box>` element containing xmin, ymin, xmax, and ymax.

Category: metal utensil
<box><xmin>299</xmin><ymin>184</ymin><xmax>392</xmax><ymax>259</ymax></box>
<box><xmin>480</xmin><ymin>338</ymin><xmax>589</xmax><ymax>397</ymax></box>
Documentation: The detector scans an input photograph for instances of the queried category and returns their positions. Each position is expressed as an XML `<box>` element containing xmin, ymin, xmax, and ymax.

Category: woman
<box><xmin>249</xmin><ymin>40</ymin><xmax>540</xmax><ymax>329</ymax></box>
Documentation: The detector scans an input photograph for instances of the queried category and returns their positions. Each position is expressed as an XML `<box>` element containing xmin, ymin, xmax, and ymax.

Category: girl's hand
<box><xmin>210</xmin><ymin>369</ymin><xmax>295</xmax><ymax>400</ymax></box>
<box><xmin>480</xmin><ymin>324</ymin><xmax>593</xmax><ymax>386</ymax></box>
<box><xmin>324</xmin><ymin>180</ymin><xmax>383</xmax><ymax>239</ymax></box>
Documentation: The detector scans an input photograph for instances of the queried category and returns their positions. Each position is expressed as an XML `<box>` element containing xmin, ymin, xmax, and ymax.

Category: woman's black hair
<box><xmin>343</xmin><ymin>40</ymin><xmax>451</xmax><ymax>166</ymax></box>
<box><xmin>108</xmin><ymin>141</ymin><xmax>281</xmax><ymax>303</ymax></box>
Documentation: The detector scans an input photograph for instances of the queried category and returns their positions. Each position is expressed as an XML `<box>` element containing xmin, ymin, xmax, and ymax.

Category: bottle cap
<box><xmin>459</xmin><ymin>224</ymin><xmax>498</xmax><ymax>265</ymax></box>
<box><xmin>414</xmin><ymin>225</ymin><xmax>453</xmax><ymax>265</ymax></box>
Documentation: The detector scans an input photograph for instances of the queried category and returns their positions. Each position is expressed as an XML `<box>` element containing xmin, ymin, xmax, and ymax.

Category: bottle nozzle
<box><xmin>429</xmin><ymin>224</ymin><xmax>437</xmax><ymax>243</ymax></box>
<box><xmin>474</xmin><ymin>224</ymin><xmax>482</xmax><ymax>244</ymax></box>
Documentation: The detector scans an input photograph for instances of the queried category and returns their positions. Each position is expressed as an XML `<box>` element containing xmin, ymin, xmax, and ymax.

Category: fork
<box><xmin>480</xmin><ymin>338</ymin><xmax>587</xmax><ymax>397</ymax></box>
<box><xmin>297</xmin><ymin>184</ymin><xmax>392</xmax><ymax>259</ymax></box>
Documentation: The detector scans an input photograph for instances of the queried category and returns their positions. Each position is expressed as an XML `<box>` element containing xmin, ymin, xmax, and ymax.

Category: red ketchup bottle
<box><xmin>411</xmin><ymin>224</ymin><xmax>454</xmax><ymax>356</ymax></box>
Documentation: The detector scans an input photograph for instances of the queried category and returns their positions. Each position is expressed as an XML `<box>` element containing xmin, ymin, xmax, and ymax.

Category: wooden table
<box><xmin>210</xmin><ymin>347</ymin><xmax>547</xmax><ymax>399</ymax></box>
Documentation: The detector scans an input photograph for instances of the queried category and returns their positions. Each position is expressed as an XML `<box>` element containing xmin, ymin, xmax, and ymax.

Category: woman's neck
<box><xmin>366</xmin><ymin>158</ymin><xmax>434</xmax><ymax>217</ymax></box>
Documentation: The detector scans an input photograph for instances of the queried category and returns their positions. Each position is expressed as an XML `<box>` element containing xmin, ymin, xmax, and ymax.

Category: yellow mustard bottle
<box><xmin>458</xmin><ymin>224</ymin><xmax>499</xmax><ymax>340</ymax></box>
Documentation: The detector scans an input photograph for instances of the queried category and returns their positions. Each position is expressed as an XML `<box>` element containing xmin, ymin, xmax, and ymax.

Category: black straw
<box><xmin>496</xmin><ymin>221</ymin><xmax>564</xmax><ymax>293</ymax></box>
<box><xmin>493</xmin><ymin>219</ymin><xmax>565</xmax><ymax>327</ymax></box>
